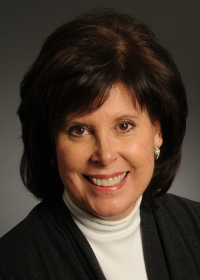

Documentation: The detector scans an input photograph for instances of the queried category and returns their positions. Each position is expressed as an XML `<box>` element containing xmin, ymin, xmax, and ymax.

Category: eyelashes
<box><xmin>67</xmin><ymin>121</ymin><xmax>135</xmax><ymax>138</ymax></box>
<box><xmin>69</xmin><ymin>126</ymin><xmax>90</xmax><ymax>137</ymax></box>
<box><xmin>117</xmin><ymin>122</ymin><xmax>135</xmax><ymax>132</ymax></box>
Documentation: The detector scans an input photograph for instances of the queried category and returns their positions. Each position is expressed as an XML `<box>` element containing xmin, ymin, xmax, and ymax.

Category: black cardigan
<box><xmin>0</xmin><ymin>194</ymin><xmax>200</xmax><ymax>279</ymax></box>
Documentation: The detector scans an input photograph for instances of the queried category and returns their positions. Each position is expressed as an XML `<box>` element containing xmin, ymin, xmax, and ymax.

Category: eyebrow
<box><xmin>65</xmin><ymin>114</ymin><xmax>140</xmax><ymax>126</ymax></box>
<box><xmin>114</xmin><ymin>114</ymin><xmax>140</xmax><ymax>121</ymax></box>
<box><xmin>64</xmin><ymin>121</ymin><xmax>87</xmax><ymax>127</ymax></box>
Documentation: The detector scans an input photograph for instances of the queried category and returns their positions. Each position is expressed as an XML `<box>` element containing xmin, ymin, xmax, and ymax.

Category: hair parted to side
<box><xmin>18</xmin><ymin>9</ymin><xmax>188</xmax><ymax>200</ymax></box>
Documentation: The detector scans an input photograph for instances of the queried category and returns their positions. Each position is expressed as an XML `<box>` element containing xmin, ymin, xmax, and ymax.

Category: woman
<box><xmin>0</xmin><ymin>9</ymin><xmax>200</xmax><ymax>280</ymax></box>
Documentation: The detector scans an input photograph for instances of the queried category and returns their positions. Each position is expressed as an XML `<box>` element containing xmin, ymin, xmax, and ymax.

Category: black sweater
<box><xmin>0</xmin><ymin>194</ymin><xmax>200</xmax><ymax>279</ymax></box>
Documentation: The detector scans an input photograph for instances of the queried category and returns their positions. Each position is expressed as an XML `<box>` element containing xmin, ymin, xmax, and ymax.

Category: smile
<box><xmin>88</xmin><ymin>172</ymin><xmax>127</xmax><ymax>187</ymax></box>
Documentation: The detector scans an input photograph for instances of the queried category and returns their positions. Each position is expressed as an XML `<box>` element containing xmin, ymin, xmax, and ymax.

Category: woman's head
<box><xmin>56</xmin><ymin>83</ymin><xmax>163</xmax><ymax>220</ymax></box>
<box><xmin>18</xmin><ymin>9</ymin><xmax>188</xmax><ymax>201</ymax></box>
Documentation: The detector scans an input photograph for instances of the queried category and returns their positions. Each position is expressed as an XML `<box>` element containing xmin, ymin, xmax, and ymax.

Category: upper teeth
<box><xmin>89</xmin><ymin>172</ymin><xmax>126</xmax><ymax>187</ymax></box>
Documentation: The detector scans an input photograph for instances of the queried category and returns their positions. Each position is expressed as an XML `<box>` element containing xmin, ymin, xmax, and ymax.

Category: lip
<box><xmin>84</xmin><ymin>171</ymin><xmax>127</xmax><ymax>180</ymax></box>
<box><xmin>84</xmin><ymin>172</ymin><xmax>129</xmax><ymax>194</ymax></box>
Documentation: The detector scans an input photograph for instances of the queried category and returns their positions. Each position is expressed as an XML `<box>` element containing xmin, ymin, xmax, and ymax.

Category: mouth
<box><xmin>87</xmin><ymin>172</ymin><xmax>128</xmax><ymax>187</ymax></box>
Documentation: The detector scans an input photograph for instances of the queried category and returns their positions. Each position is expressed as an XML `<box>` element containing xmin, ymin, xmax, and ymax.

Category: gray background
<box><xmin>1</xmin><ymin>0</ymin><xmax>200</xmax><ymax>237</ymax></box>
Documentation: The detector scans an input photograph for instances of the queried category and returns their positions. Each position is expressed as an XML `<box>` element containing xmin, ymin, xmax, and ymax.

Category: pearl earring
<box><xmin>154</xmin><ymin>146</ymin><xmax>160</xmax><ymax>160</ymax></box>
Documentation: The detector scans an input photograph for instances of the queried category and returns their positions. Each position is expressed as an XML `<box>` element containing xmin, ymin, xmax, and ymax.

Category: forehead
<box><xmin>65</xmin><ymin>83</ymin><xmax>142</xmax><ymax>122</ymax></box>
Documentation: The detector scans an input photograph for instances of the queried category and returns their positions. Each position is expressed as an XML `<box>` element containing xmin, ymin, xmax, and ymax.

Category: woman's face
<box><xmin>56</xmin><ymin>84</ymin><xmax>163</xmax><ymax>220</ymax></box>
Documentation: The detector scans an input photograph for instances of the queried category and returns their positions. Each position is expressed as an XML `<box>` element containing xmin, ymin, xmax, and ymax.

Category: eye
<box><xmin>117</xmin><ymin>122</ymin><xmax>135</xmax><ymax>132</ymax></box>
<box><xmin>69</xmin><ymin>126</ymin><xmax>90</xmax><ymax>137</ymax></box>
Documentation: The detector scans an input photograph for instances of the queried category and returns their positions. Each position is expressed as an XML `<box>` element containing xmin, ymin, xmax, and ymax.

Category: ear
<box><xmin>153</xmin><ymin>121</ymin><xmax>163</xmax><ymax>148</ymax></box>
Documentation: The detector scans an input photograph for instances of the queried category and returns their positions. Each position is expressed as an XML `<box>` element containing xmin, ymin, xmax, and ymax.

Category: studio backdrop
<box><xmin>1</xmin><ymin>0</ymin><xmax>200</xmax><ymax>237</ymax></box>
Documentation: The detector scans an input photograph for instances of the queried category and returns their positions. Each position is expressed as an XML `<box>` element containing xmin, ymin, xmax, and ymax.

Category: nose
<box><xmin>90</xmin><ymin>134</ymin><xmax>118</xmax><ymax>166</ymax></box>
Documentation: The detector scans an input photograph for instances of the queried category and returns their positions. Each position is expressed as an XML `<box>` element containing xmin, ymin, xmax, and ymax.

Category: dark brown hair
<box><xmin>18</xmin><ymin>9</ymin><xmax>188</xmax><ymax>200</ymax></box>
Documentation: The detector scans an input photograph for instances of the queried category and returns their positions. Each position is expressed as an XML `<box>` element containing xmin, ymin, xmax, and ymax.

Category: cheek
<box><xmin>56</xmin><ymin>144</ymin><xmax>74</xmax><ymax>172</ymax></box>
<box><xmin>142</xmin><ymin>142</ymin><xmax>154</xmax><ymax>160</ymax></box>
<box><xmin>125</xmin><ymin>141</ymin><xmax>155</xmax><ymax>180</ymax></box>
<box><xmin>141</xmin><ymin>144</ymin><xmax>155</xmax><ymax>170</ymax></box>
<box><xmin>127</xmin><ymin>137</ymin><xmax>154</xmax><ymax>162</ymax></box>
<box><xmin>56</xmin><ymin>147</ymin><xmax>79</xmax><ymax>191</ymax></box>
<box><xmin>56</xmin><ymin>143</ymin><xmax>89</xmax><ymax>174</ymax></box>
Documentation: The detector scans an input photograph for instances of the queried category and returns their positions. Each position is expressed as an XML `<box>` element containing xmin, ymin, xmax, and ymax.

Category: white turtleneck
<box><xmin>63</xmin><ymin>190</ymin><xmax>147</xmax><ymax>280</ymax></box>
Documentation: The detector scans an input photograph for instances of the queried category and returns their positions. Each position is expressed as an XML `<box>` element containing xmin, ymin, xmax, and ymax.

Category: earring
<box><xmin>154</xmin><ymin>146</ymin><xmax>160</xmax><ymax>160</ymax></box>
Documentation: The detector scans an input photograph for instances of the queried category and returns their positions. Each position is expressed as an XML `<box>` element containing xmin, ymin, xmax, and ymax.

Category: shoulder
<box><xmin>0</xmin><ymin>201</ymin><xmax>44</xmax><ymax>253</ymax></box>
<box><xmin>164</xmin><ymin>193</ymin><xmax>200</xmax><ymax>207</ymax></box>
<box><xmin>0</xmin><ymin>198</ymin><xmax>70</xmax><ymax>254</ymax></box>
<box><xmin>154</xmin><ymin>193</ymin><xmax>200</xmax><ymax>219</ymax></box>
<box><xmin>1</xmin><ymin>201</ymin><xmax>44</xmax><ymax>239</ymax></box>
<box><xmin>0</xmin><ymin>199</ymin><xmax>69</xmax><ymax>278</ymax></box>
<box><xmin>0</xmin><ymin>198</ymin><xmax>103</xmax><ymax>279</ymax></box>
<box><xmin>150</xmin><ymin>193</ymin><xmax>200</xmax><ymax>239</ymax></box>
<box><xmin>142</xmin><ymin>193</ymin><xmax>200</xmax><ymax>229</ymax></box>
<box><xmin>0</xmin><ymin>201</ymin><xmax>51</xmax><ymax>277</ymax></box>
<box><xmin>141</xmin><ymin>194</ymin><xmax>200</xmax><ymax>278</ymax></box>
